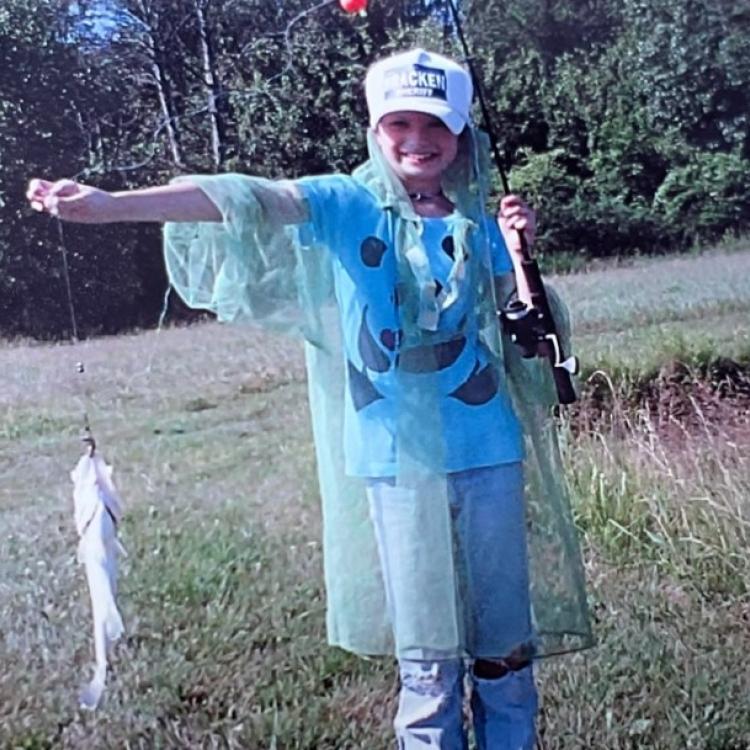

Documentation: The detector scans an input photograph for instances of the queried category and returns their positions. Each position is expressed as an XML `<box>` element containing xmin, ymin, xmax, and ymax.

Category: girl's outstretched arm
<box><xmin>26</xmin><ymin>178</ymin><xmax>222</xmax><ymax>224</ymax></box>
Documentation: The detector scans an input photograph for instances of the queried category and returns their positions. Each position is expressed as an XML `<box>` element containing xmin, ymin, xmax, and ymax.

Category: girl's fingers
<box><xmin>499</xmin><ymin>200</ymin><xmax>530</xmax><ymax>218</ymax></box>
<box><xmin>501</xmin><ymin>208</ymin><xmax>526</xmax><ymax>222</ymax></box>
<box><xmin>48</xmin><ymin>179</ymin><xmax>80</xmax><ymax>198</ymax></box>
<box><xmin>27</xmin><ymin>179</ymin><xmax>81</xmax><ymax>216</ymax></box>
<box><xmin>501</xmin><ymin>210</ymin><xmax>533</xmax><ymax>228</ymax></box>
<box><xmin>26</xmin><ymin>178</ymin><xmax>53</xmax><ymax>202</ymax></box>
<box><xmin>497</xmin><ymin>202</ymin><xmax>537</xmax><ymax>250</ymax></box>
<box><xmin>43</xmin><ymin>181</ymin><xmax>81</xmax><ymax>216</ymax></box>
<box><xmin>499</xmin><ymin>197</ymin><xmax>535</xmax><ymax>224</ymax></box>
<box><xmin>500</xmin><ymin>194</ymin><xmax>523</xmax><ymax>209</ymax></box>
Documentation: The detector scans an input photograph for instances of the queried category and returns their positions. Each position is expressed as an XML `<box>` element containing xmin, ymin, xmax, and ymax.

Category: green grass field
<box><xmin>1</xmin><ymin>249</ymin><xmax>748</xmax><ymax>749</ymax></box>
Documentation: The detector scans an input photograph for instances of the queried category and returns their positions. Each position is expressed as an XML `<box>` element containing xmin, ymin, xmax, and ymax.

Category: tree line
<box><xmin>1</xmin><ymin>0</ymin><xmax>749</xmax><ymax>338</ymax></box>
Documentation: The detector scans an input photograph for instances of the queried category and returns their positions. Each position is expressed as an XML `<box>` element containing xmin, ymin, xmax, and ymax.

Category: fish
<box><xmin>71</xmin><ymin>445</ymin><xmax>125</xmax><ymax>710</ymax></box>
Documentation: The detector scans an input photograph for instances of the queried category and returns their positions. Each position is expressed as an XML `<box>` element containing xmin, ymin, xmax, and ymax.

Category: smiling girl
<box><xmin>27</xmin><ymin>48</ymin><xmax>591</xmax><ymax>750</ymax></box>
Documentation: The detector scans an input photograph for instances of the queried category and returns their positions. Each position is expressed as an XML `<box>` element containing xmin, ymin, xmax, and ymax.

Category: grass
<box><xmin>543</xmin><ymin>414</ymin><xmax>750</xmax><ymax>749</ymax></box>
<box><xmin>1</xmin><ymin>249</ymin><xmax>749</xmax><ymax>749</ymax></box>
<box><xmin>554</xmin><ymin>248</ymin><xmax>750</xmax><ymax>378</ymax></box>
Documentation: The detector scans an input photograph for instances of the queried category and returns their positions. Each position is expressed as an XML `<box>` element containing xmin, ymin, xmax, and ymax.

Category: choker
<box><xmin>408</xmin><ymin>191</ymin><xmax>444</xmax><ymax>202</ymax></box>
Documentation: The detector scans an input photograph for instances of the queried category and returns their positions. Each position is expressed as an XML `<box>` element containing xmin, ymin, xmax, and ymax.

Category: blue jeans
<box><xmin>367</xmin><ymin>463</ymin><xmax>538</xmax><ymax>749</ymax></box>
<box><xmin>396</xmin><ymin>659</ymin><xmax>537</xmax><ymax>750</ymax></box>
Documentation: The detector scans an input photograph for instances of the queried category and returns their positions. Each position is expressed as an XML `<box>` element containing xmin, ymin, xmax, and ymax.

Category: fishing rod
<box><xmin>444</xmin><ymin>0</ymin><xmax>580</xmax><ymax>405</ymax></box>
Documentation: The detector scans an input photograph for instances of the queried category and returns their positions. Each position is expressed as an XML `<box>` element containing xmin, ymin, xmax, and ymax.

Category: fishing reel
<box><xmin>500</xmin><ymin>298</ymin><xmax>580</xmax><ymax>376</ymax></box>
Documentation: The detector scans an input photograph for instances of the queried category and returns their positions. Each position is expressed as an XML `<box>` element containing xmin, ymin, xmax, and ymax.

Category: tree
<box><xmin>0</xmin><ymin>0</ymin><xmax>89</xmax><ymax>337</ymax></box>
<box><xmin>5</xmin><ymin>0</ymin><xmax>749</xmax><ymax>338</ymax></box>
<box><xmin>624</xmin><ymin>0</ymin><xmax>750</xmax><ymax>157</ymax></box>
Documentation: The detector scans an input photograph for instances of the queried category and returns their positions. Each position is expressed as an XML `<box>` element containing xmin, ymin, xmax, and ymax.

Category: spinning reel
<box><xmin>500</xmin><ymin>296</ymin><xmax>580</xmax><ymax>403</ymax></box>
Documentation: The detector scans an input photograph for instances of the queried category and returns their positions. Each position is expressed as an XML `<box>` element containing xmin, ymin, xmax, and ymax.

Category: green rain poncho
<box><xmin>164</xmin><ymin>128</ymin><xmax>592</xmax><ymax>661</ymax></box>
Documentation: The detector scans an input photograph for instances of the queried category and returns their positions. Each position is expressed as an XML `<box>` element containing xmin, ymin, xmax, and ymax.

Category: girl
<box><xmin>27</xmin><ymin>48</ymin><xmax>591</xmax><ymax>750</ymax></box>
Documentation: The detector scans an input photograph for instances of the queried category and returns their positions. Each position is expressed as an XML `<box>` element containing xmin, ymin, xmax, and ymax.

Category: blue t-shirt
<box><xmin>298</xmin><ymin>175</ymin><xmax>523</xmax><ymax>477</ymax></box>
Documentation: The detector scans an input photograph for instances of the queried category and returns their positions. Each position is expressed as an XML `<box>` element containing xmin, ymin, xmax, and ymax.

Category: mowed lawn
<box><xmin>1</xmin><ymin>248</ymin><xmax>749</xmax><ymax>749</ymax></box>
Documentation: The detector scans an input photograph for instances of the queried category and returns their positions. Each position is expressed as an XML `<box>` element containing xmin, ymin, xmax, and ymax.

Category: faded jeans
<box><xmin>395</xmin><ymin>659</ymin><xmax>537</xmax><ymax>750</ymax></box>
<box><xmin>367</xmin><ymin>463</ymin><xmax>538</xmax><ymax>749</ymax></box>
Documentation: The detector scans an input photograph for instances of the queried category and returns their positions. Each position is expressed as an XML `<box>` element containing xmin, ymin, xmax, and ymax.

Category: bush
<box><xmin>654</xmin><ymin>151</ymin><xmax>750</xmax><ymax>246</ymax></box>
<box><xmin>509</xmin><ymin>149</ymin><xmax>670</xmax><ymax>259</ymax></box>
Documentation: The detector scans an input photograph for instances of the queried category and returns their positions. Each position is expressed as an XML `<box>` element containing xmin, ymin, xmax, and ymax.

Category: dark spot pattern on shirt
<box><xmin>442</xmin><ymin>236</ymin><xmax>455</xmax><ymax>259</ymax></box>
<box><xmin>358</xmin><ymin>306</ymin><xmax>390</xmax><ymax>373</ymax></box>
<box><xmin>360</xmin><ymin>236</ymin><xmax>388</xmax><ymax>267</ymax></box>
<box><xmin>347</xmin><ymin>360</ymin><xmax>385</xmax><ymax>411</ymax></box>
<box><xmin>399</xmin><ymin>337</ymin><xmax>467</xmax><ymax>373</ymax></box>
<box><xmin>380</xmin><ymin>329</ymin><xmax>402</xmax><ymax>351</ymax></box>
<box><xmin>448</xmin><ymin>360</ymin><xmax>499</xmax><ymax>405</ymax></box>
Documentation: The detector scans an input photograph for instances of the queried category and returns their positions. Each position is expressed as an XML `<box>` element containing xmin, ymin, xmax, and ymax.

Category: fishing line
<box><xmin>55</xmin><ymin>219</ymin><xmax>79</xmax><ymax>343</ymax></box>
<box><xmin>282</xmin><ymin>0</ymin><xmax>338</xmax><ymax>72</ymax></box>
<box><xmin>53</xmin><ymin>210</ymin><xmax>172</xmax><ymax>387</ymax></box>
<box><xmin>47</xmin><ymin>0</ymin><xmax>350</xmax><ymax>430</ymax></box>
<box><xmin>54</xmin><ymin>217</ymin><xmax>95</xmax><ymax>447</ymax></box>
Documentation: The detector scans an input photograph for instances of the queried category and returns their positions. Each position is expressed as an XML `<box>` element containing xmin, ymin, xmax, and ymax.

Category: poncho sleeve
<box><xmin>163</xmin><ymin>174</ymin><xmax>332</xmax><ymax>340</ymax></box>
<box><xmin>163</xmin><ymin>173</ymin><xmax>394</xmax><ymax>655</ymax></box>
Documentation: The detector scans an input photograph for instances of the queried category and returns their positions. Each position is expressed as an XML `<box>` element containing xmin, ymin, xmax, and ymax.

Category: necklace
<box><xmin>409</xmin><ymin>190</ymin><xmax>445</xmax><ymax>202</ymax></box>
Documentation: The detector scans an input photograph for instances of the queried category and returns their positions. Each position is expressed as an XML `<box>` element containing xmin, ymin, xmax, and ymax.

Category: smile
<box><xmin>401</xmin><ymin>153</ymin><xmax>438</xmax><ymax>163</ymax></box>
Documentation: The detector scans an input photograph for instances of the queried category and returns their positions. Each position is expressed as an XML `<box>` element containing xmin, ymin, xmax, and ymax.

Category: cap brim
<box><xmin>374</xmin><ymin>99</ymin><xmax>467</xmax><ymax>135</ymax></box>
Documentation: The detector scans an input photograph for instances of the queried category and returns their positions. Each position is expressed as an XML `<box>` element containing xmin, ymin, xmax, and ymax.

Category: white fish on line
<box><xmin>71</xmin><ymin>445</ymin><xmax>126</xmax><ymax>710</ymax></box>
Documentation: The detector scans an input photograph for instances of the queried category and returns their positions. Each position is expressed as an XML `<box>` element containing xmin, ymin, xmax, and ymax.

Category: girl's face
<box><xmin>374</xmin><ymin>111</ymin><xmax>459</xmax><ymax>189</ymax></box>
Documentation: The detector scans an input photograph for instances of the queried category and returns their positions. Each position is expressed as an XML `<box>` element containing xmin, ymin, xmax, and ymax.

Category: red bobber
<box><xmin>339</xmin><ymin>0</ymin><xmax>367</xmax><ymax>13</ymax></box>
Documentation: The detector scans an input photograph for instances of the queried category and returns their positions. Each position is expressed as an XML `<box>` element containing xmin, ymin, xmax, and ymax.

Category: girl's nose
<box><xmin>404</xmin><ymin>127</ymin><xmax>433</xmax><ymax>149</ymax></box>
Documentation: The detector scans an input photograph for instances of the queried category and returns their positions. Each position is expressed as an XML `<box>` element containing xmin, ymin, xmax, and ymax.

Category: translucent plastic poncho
<box><xmin>164</xmin><ymin>128</ymin><xmax>593</xmax><ymax>661</ymax></box>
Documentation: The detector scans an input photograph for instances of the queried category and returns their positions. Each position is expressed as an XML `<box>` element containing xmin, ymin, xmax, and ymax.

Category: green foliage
<box><xmin>469</xmin><ymin>0</ymin><xmax>750</xmax><ymax>261</ymax></box>
<box><xmin>507</xmin><ymin>148</ymin><xmax>581</xmax><ymax>254</ymax></box>
<box><xmin>510</xmin><ymin>149</ymin><xmax>669</xmax><ymax>257</ymax></box>
<box><xmin>654</xmin><ymin>150</ymin><xmax>750</xmax><ymax>244</ymax></box>
<box><xmin>4</xmin><ymin>0</ymin><xmax>750</xmax><ymax>337</ymax></box>
<box><xmin>0</xmin><ymin>0</ymin><xmax>168</xmax><ymax>339</ymax></box>
<box><xmin>623</xmin><ymin>0</ymin><xmax>750</xmax><ymax>155</ymax></box>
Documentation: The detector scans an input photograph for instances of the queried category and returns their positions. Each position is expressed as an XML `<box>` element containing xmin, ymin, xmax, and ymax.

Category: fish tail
<box><xmin>81</xmin><ymin>618</ymin><xmax>109</xmax><ymax>711</ymax></box>
<box><xmin>79</xmin><ymin>674</ymin><xmax>106</xmax><ymax>711</ymax></box>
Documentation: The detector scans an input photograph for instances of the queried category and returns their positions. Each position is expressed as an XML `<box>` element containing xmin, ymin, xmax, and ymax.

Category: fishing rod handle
<box><xmin>518</xmin><ymin>257</ymin><xmax>579</xmax><ymax>404</ymax></box>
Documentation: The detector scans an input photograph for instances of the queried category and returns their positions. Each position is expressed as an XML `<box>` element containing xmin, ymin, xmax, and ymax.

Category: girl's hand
<box><xmin>497</xmin><ymin>195</ymin><xmax>536</xmax><ymax>256</ymax></box>
<box><xmin>26</xmin><ymin>179</ymin><xmax>118</xmax><ymax>223</ymax></box>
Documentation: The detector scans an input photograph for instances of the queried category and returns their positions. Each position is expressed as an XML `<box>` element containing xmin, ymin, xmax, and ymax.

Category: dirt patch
<box><xmin>238</xmin><ymin>367</ymin><xmax>305</xmax><ymax>394</ymax></box>
<box><xmin>642</xmin><ymin>357</ymin><xmax>750</xmax><ymax>422</ymax></box>
<box><xmin>574</xmin><ymin>357</ymin><xmax>750</xmax><ymax>446</ymax></box>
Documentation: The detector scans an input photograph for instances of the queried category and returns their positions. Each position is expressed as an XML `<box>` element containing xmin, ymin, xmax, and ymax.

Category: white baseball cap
<box><xmin>365</xmin><ymin>49</ymin><xmax>473</xmax><ymax>135</ymax></box>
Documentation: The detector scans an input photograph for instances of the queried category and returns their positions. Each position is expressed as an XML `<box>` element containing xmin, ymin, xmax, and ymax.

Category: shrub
<box><xmin>509</xmin><ymin>149</ymin><xmax>670</xmax><ymax>259</ymax></box>
<box><xmin>654</xmin><ymin>151</ymin><xmax>750</xmax><ymax>245</ymax></box>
